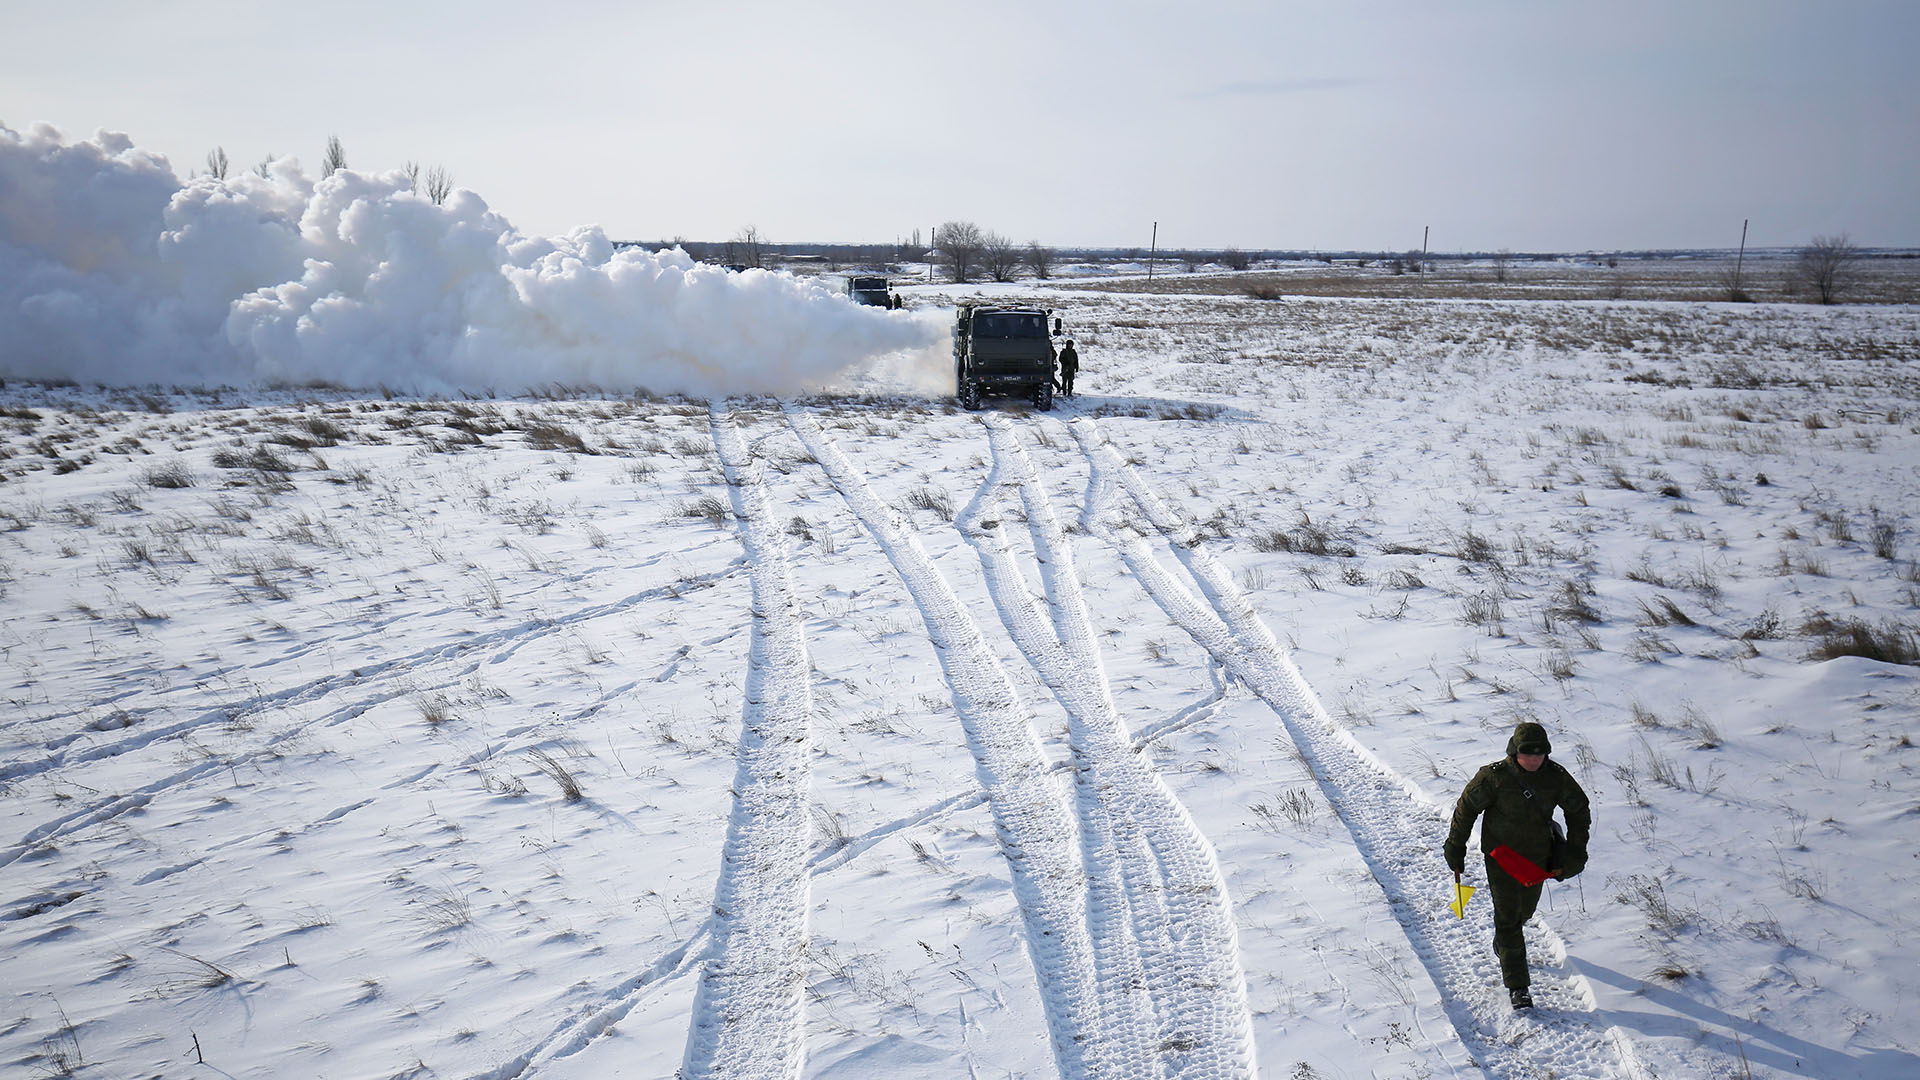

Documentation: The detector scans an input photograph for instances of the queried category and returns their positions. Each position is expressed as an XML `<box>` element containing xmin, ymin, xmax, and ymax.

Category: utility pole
<box><xmin>1734</xmin><ymin>218</ymin><xmax>1749</xmax><ymax>291</ymax></box>
<box><xmin>1147</xmin><ymin>221</ymin><xmax>1158</xmax><ymax>283</ymax></box>
<box><xmin>1422</xmin><ymin>225</ymin><xmax>1430</xmax><ymax>272</ymax></box>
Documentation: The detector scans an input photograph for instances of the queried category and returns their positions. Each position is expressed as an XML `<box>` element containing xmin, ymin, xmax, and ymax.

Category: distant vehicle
<box><xmin>846</xmin><ymin>275</ymin><xmax>899</xmax><ymax>308</ymax></box>
<box><xmin>953</xmin><ymin>304</ymin><xmax>1060</xmax><ymax>411</ymax></box>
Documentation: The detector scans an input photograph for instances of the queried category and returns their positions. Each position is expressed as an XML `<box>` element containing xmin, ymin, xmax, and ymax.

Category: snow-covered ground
<box><xmin>5</xmin><ymin>285</ymin><xmax>1919</xmax><ymax>1080</ymax></box>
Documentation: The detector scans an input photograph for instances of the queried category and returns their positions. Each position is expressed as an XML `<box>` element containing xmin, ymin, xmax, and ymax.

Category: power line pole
<box><xmin>1422</xmin><ymin>225</ymin><xmax>1430</xmax><ymax>272</ymax></box>
<box><xmin>1147</xmin><ymin>221</ymin><xmax>1158</xmax><ymax>283</ymax></box>
<box><xmin>1735</xmin><ymin>218</ymin><xmax>1749</xmax><ymax>289</ymax></box>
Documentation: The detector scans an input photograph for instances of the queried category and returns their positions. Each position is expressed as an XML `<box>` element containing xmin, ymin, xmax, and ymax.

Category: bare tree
<box><xmin>425</xmin><ymin>165</ymin><xmax>453</xmax><ymax>206</ymax></box>
<box><xmin>935</xmin><ymin>221</ymin><xmax>985</xmax><ymax>283</ymax></box>
<box><xmin>1025</xmin><ymin>241</ymin><xmax>1055</xmax><ymax>280</ymax></box>
<box><xmin>1797</xmin><ymin>233</ymin><xmax>1858</xmax><ymax>304</ymax></box>
<box><xmin>204</xmin><ymin>146</ymin><xmax>230</xmax><ymax>180</ymax></box>
<box><xmin>983</xmin><ymin>231</ymin><xmax>1020</xmax><ymax>281</ymax></box>
<box><xmin>731</xmin><ymin>225</ymin><xmax>769</xmax><ymax>269</ymax></box>
<box><xmin>1491</xmin><ymin>249</ymin><xmax>1514</xmax><ymax>283</ymax></box>
<box><xmin>322</xmin><ymin>134</ymin><xmax>347</xmax><ymax>178</ymax></box>
<box><xmin>404</xmin><ymin>161</ymin><xmax>421</xmax><ymax>189</ymax></box>
<box><xmin>255</xmin><ymin>154</ymin><xmax>276</xmax><ymax>179</ymax></box>
<box><xmin>1220</xmin><ymin>248</ymin><xmax>1252</xmax><ymax>271</ymax></box>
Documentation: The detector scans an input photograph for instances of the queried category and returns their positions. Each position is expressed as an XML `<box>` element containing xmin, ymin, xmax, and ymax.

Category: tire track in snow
<box><xmin>467</xmin><ymin>765</ymin><xmax>1030</xmax><ymax>1080</ymax></box>
<box><xmin>785</xmin><ymin>408</ymin><xmax>1128</xmax><ymax>1080</ymax></box>
<box><xmin>1070</xmin><ymin>417</ymin><xmax>1647</xmax><ymax>1080</ymax></box>
<box><xmin>466</xmin><ymin>925</ymin><xmax>714</xmax><ymax>1080</ymax></box>
<box><xmin>3</xmin><ymin>567</ymin><xmax>740</xmax><ymax>787</ymax></box>
<box><xmin>1128</xmin><ymin>663</ymin><xmax>1232</xmax><ymax>752</ymax></box>
<box><xmin>678</xmin><ymin>405</ymin><xmax>818</xmax><ymax>1080</ymax></box>
<box><xmin>960</xmin><ymin>415</ymin><xmax>1256</xmax><ymax>1079</ymax></box>
<box><xmin>1</xmin><ymin>570</ymin><xmax>740</xmax><ymax>867</ymax></box>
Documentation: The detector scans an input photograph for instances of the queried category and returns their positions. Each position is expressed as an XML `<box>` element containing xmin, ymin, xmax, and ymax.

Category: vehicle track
<box><xmin>463</xmin><ymin>664</ymin><xmax>1235</xmax><ymax>1079</ymax></box>
<box><xmin>678</xmin><ymin>405</ymin><xmax>819</xmax><ymax>1080</ymax></box>
<box><xmin>469</xmin><ymin>925</ymin><xmax>714</xmax><ymax>1080</ymax></box>
<box><xmin>468</xmin><ymin>744</ymin><xmax>1091</xmax><ymax>1080</ymax></box>
<box><xmin>1069</xmin><ymin>416</ymin><xmax>1647</xmax><ymax>1080</ymax></box>
<box><xmin>2</xmin><ymin>566</ymin><xmax>739</xmax><ymax>786</ymax></box>
<box><xmin>960</xmin><ymin>416</ymin><xmax>1256</xmax><ymax>1079</ymax></box>
<box><xmin>785</xmin><ymin>408</ymin><xmax>1125</xmax><ymax>1079</ymax></box>
<box><xmin>0</xmin><ymin>570</ymin><xmax>739</xmax><ymax>870</ymax></box>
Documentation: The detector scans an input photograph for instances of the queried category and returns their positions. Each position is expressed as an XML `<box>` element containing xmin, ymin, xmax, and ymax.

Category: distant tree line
<box><xmin>647</xmin><ymin>222</ymin><xmax>1296</xmax><ymax>284</ymax></box>
<box><xmin>623</xmin><ymin>225</ymin><xmax>1886</xmax><ymax>305</ymax></box>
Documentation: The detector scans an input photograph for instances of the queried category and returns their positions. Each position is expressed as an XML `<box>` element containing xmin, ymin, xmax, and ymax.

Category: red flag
<box><xmin>1489</xmin><ymin>845</ymin><xmax>1553</xmax><ymax>887</ymax></box>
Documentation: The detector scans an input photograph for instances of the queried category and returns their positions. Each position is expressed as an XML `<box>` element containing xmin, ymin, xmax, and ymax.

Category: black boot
<box><xmin>1509</xmin><ymin>987</ymin><xmax>1534</xmax><ymax>1010</ymax></box>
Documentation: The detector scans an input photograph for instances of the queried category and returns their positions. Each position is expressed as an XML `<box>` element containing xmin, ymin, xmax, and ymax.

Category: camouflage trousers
<box><xmin>1485</xmin><ymin>856</ymin><xmax>1545</xmax><ymax>990</ymax></box>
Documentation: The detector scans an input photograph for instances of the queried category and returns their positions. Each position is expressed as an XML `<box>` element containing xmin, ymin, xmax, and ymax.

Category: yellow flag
<box><xmin>1449</xmin><ymin>882</ymin><xmax>1477</xmax><ymax>919</ymax></box>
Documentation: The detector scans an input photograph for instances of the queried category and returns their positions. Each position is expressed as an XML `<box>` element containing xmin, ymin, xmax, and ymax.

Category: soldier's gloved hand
<box><xmin>1558</xmin><ymin>857</ymin><xmax>1585</xmax><ymax>879</ymax></box>
<box><xmin>1444</xmin><ymin>847</ymin><xmax>1465</xmax><ymax>877</ymax></box>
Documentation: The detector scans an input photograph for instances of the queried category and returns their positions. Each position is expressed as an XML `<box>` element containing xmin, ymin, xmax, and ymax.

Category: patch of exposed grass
<box><xmin>1801</xmin><ymin>614</ymin><xmax>1920</xmax><ymax>665</ymax></box>
<box><xmin>1255</xmin><ymin>514</ymin><xmax>1356</xmax><ymax>557</ymax></box>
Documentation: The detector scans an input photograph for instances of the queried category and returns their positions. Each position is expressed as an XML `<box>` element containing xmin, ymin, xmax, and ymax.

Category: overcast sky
<box><xmin>7</xmin><ymin>0</ymin><xmax>1916</xmax><ymax>253</ymax></box>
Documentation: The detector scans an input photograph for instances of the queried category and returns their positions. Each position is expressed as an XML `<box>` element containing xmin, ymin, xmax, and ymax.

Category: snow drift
<box><xmin>0</xmin><ymin>122</ymin><xmax>947</xmax><ymax>395</ymax></box>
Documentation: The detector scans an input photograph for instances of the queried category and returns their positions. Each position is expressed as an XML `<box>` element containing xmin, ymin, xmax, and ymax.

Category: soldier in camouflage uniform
<box><xmin>1445</xmin><ymin>721</ymin><xmax>1591</xmax><ymax>1010</ymax></box>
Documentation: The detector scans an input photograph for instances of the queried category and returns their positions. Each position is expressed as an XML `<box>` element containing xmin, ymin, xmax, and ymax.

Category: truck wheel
<box><xmin>1033</xmin><ymin>380</ymin><xmax>1054</xmax><ymax>411</ymax></box>
<box><xmin>961</xmin><ymin>380</ymin><xmax>983</xmax><ymax>410</ymax></box>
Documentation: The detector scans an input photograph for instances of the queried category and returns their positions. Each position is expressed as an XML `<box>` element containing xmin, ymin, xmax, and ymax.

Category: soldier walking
<box><xmin>1444</xmin><ymin>721</ymin><xmax>1591</xmax><ymax>1009</ymax></box>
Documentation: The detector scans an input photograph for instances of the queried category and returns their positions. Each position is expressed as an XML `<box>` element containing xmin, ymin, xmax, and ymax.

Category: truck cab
<box><xmin>953</xmin><ymin>304</ymin><xmax>1061</xmax><ymax>410</ymax></box>
<box><xmin>846</xmin><ymin>276</ymin><xmax>898</xmax><ymax>308</ymax></box>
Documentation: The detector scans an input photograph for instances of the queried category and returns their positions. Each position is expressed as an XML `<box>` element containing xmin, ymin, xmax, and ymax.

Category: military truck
<box><xmin>845</xmin><ymin>275</ymin><xmax>898</xmax><ymax>308</ymax></box>
<box><xmin>952</xmin><ymin>304</ymin><xmax>1060</xmax><ymax>410</ymax></box>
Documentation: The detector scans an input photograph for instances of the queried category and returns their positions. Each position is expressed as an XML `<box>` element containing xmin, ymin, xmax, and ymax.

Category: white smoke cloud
<box><xmin>1</xmin><ymin>122</ymin><xmax>949</xmax><ymax>395</ymax></box>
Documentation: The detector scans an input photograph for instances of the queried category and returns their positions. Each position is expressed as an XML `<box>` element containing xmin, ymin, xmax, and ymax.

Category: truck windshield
<box><xmin>852</xmin><ymin>278</ymin><xmax>886</xmax><ymax>289</ymax></box>
<box><xmin>973</xmin><ymin>313</ymin><xmax>1047</xmax><ymax>339</ymax></box>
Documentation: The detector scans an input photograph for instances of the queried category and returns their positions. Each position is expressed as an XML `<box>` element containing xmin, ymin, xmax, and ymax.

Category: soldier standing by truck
<box><xmin>1057</xmin><ymin>339</ymin><xmax>1079</xmax><ymax>397</ymax></box>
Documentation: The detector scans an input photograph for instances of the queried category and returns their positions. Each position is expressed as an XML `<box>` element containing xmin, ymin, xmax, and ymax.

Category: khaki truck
<box><xmin>845</xmin><ymin>275</ymin><xmax>899</xmax><ymax>308</ymax></box>
<box><xmin>953</xmin><ymin>304</ymin><xmax>1061</xmax><ymax>411</ymax></box>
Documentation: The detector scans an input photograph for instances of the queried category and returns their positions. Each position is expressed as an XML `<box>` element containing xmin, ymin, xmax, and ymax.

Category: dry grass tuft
<box><xmin>1801</xmin><ymin>614</ymin><xmax>1920</xmax><ymax>665</ymax></box>
<box><xmin>527</xmin><ymin>747</ymin><xmax>585</xmax><ymax>801</ymax></box>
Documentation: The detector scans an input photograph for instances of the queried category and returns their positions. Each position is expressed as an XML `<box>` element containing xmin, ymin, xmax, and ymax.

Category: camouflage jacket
<box><xmin>1444</xmin><ymin>728</ymin><xmax>1592</xmax><ymax>879</ymax></box>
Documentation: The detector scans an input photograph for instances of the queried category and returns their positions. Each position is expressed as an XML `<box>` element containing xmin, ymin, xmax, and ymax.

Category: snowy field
<box><xmin>5</xmin><ymin>282</ymin><xmax>1920</xmax><ymax>1080</ymax></box>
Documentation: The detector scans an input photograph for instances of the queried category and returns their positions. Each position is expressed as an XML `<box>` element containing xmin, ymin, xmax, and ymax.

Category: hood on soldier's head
<box><xmin>1507</xmin><ymin>721</ymin><xmax>1552</xmax><ymax>758</ymax></box>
